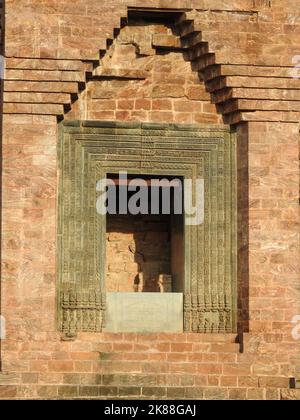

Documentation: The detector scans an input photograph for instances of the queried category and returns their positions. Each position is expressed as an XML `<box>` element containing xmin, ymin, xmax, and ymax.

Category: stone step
<box><xmin>5</xmin><ymin>58</ymin><xmax>86</xmax><ymax>72</ymax></box>
<box><xmin>191</xmin><ymin>54</ymin><xmax>216</xmax><ymax>71</ymax></box>
<box><xmin>201</xmin><ymin>64</ymin><xmax>300</xmax><ymax>82</ymax></box>
<box><xmin>4</xmin><ymin>92</ymin><xmax>72</xmax><ymax>105</ymax></box>
<box><xmin>180</xmin><ymin>31</ymin><xmax>203</xmax><ymax>49</ymax></box>
<box><xmin>176</xmin><ymin>20</ymin><xmax>202</xmax><ymax>39</ymax></box>
<box><xmin>185</xmin><ymin>43</ymin><xmax>211</xmax><ymax>61</ymax></box>
<box><xmin>206</xmin><ymin>75</ymin><xmax>300</xmax><ymax>93</ymax></box>
<box><xmin>218</xmin><ymin>99</ymin><xmax>300</xmax><ymax>115</ymax></box>
<box><xmin>211</xmin><ymin>86</ymin><xmax>300</xmax><ymax>104</ymax></box>
<box><xmin>5</xmin><ymin>69</ymin><xmax>86</xmax><ymax>83</ymax></box>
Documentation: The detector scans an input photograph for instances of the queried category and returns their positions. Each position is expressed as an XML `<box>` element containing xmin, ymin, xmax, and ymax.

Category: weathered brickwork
<box><xmin>67</xmin><ymin>21</ymin><xmax>222</xmax><ymax>124</ymax></box>
<box><xmin>1</xmin><ymin>0</ymin><xmax>300</xmax><ymax>400</ymax></box>
<box><xmin>106</xmin><ymin>215</ymin><xmax>171</xmax><ymax>293</ymax></box>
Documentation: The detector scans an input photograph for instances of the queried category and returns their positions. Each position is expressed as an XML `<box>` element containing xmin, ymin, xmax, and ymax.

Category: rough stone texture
<box><xmin>106</xmin><ymin>215</ymin><xmax>171</xmax><ymax>293</ymax></box>
<box><xmin>1</xmin><ymin>0</ymin><xmax>300</xmax><ymax>400</ymax></box>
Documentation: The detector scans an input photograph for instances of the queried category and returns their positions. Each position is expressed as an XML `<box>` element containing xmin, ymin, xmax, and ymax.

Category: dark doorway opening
<box><xmin>105</xmin><ymin>174</ymin><xmax>184</xmax><ymax>293</ymax></box>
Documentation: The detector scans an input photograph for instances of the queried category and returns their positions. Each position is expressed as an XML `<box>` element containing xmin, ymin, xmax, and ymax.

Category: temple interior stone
<box><xmin>105</xmin><ymin>176</ymin><xmax>184</xmax><ymax>293</ymax></box>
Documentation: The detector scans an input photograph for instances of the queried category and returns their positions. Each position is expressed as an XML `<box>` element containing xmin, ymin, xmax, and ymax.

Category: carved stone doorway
<box><xmin>58</xmin><ymin>121</ymin><xmax>237</xmax><ymax>337</ymax></box>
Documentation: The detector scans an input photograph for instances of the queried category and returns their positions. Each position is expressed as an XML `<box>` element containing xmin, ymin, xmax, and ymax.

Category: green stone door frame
<box><xmin>57</xmin><ymin>121</ymin><xmax>237</xmax><ymax>337</ymax></box>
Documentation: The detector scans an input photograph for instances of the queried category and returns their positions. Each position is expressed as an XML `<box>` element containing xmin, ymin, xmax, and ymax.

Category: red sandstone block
<box><xmin>187</xmin><ymin>353</ymin><xmax>203</xmax><ymax>362</ymax></box>
<box><xmin>156</xmin><ymin>333</ymin><xmax>187</xmax><ymax>343</ymax></box>
<box><xmin>106</xmin><ymin>361</ymin><xmax>143</xmax><ymax>374</ymax></box>
<box><xmin>173</xmin><ymin>100</ymin><xmax>200</xmax><ymax>113</ymax></box>
<box><xmin>204</xmin><ymin>388</ymin><xmax>229</xmax><ymax>400</ymax></box>
<box><xmin>71</xmin><ymin>342</ymin><xmax>93</xmax><ymax>352</ymax></box>
<box><xmin>5</xmin><ymin>101</ymin><xmax>65</xmax><ymax>116</ymax></box>
<box><xmin>147</xmin><ymin>354</ymin><xmax>167</xmax><ymax>362</ymax></box>
<box><xmin>50</xmin><ymin>351</ymin><xmax>71</xmax><ymax>361</ymax></box>
<box><xmin>282</xmin><ymin>388</ymin><xmax>300</xmax><ymax>400</ymax></box>
<box><xmin>218</xmin><ymin>354</ymin><xmax>238</xmax><ymax>363</ymax></box>
<box><xmin>38</xmin><ymin>373</ymin><xmax>64</xmax><ymax>385</ymax></box>
<box><xmin>152</xmin><ymin>85</ymin><xmax>185</xmax><ymax>98</ymax></box>
<box><xmin>252</xmin><ymin>363</ymin><xmax>279</xmax><ymax>376</ymax></box>
<box><xmin>167</xmin><ymin>353</ymin><xmax>188</xmax><ymax>362</ymax></box>
<box><xmin>192</xmin><ymin>344</ymin><xmax>211</xmax><ymax>352</ymax></box>
<box><xmin>180</xmin><ymin>375</ymin><xmax>195</xmax><ymax>387</ymax></box>
<box><xmin>142</xmin><ymin>363</ymin><xmax>168</xmax><ymax>375</ymax></box>
<box><xmin>94</xmin><ymin>99</ymin><xmax>118</xmax><ymax>111</ymax></box>
<box><xmin>0</xmin><ymin>373</ymin><xmax>20</xmax><ymax>385</ymax></box>
<box><xmin>197</xmin><ymin>364</ymin><xmax>222</xmax><ymax>375</ymax></box>
<box><xmin>21</xmin><ymin>373</ymin><xmax>38</xmax><ymax>384</ymax></box>
<box><xmin>258</xmin><ymin>376</ymin><xmax>290</xmax><ymax>388</ymax></box>
<box><xmin>148</xmin><ymin>111</ymin><xmax>174</xmax><ymax>122</ymax></box>
<box><xmin>122</xmin><ymin>353</ymin><xmax>149</xmax><ymax>362</ymax></box>
<box><xmin>0</xmin><ymin>386</ymin><xmax>18</xmax><ymax>399</ymax></box>
<box><xmin>99</xmin><ymin>353</ymin><xmax>119</xmax><ymax>361</ymax></box>
<box><xmin>194</xmin><ymin>376</ymin><xmax>208</xmax><ymax>387</ymax></box>
<box><xmin>170</xmin><ymin>343</ymin><xmax>193</xmax><ymax>352</ymax></box>
<box><xmin>208</xmin><ymin>376</ymin><xmax>219</xmax><ymax>387</ymax></box>
<box><xmin>48</xmin><ymin>361</ymin><xmax>74</xmax><ymax>373</ymax></box>
<box><xmin>122</xmin><ymin>333</ymin><xmax>137</xmax><ymax>342</ymax></box>
<box><xmin>229</xmin><ymin>388</ymin><xmax>247</xmax><ymax>400</ymax></box>
<box><xmin>202</xmin><ymin>102</ymin><xmax>218</xmax><ymax>113</ymax></box>
<box><xmin>186</xmin><ymin>85</ymin><xmax>210</xmax><ymax>101</ymax></box>
<box><xmin>247</xmin><ymin>388</ymin><xmax>265</xmax><ymax>400</ymax></box>
<box><xmin>156</xmin><ymin>374</ymin><xmax>180</xmax><ymax>387</ymax></box>
<box><xmin>69</xmin><ymin>352</ymin><xmax>99</xmax><ymax>361</ymax></box>
<box><xmin>193</xmin><ymin>112</ymin><xmax>220</xmax><ymax>124</ymax></box>
<box><xmin>223</xmin><ymin>364</ymin><xmax>252</xmax><ymax>376</ymax></box>
<box><xmin>5</xmin><ymin>81</ymin><xmax>79</xmax><ymax>93</ymax></box>
<box><xmin>118</xmin><ymin>100</ymin><xmax>135</xmax><ymax>110</ymax></box>
<box><xmin>220</xmin><ymin>376</ymin><xmax>238</xmax><ymax>387</ymax></box>
<box><xmin>113</xmin><ymin>343</ymin><xmax>134</xmax><ymax>352</ymax></box>
<box><xmin>37</xmin><ymin>386</ymin><xmax>58</xmax><ymax>399</ymax></box>
<box><xmin>152</xmin><ymin>34</ymin><xmax>181</xmax><ymax>49</ymax></box>
<box><xmin>137</xmin><ymin>334</ymin><xmax>159</xmax><ymax>343</ymax></box>
<box><xmin>90</xmin><ymin>111</ymin><xmax>116</xmax><ymax>120</ymax></box>
<box><xmin>135</xmin><ymin>99</ymin><xmax>151</xmax><ymax>111</ymax></box>
<box><xmin>133</xmin><ymin>344</ymin><xmax>152</xmax><ymax>352</ymax></box>
<box><xmin>174</xmin><ymin>112</ymin><xmax>193</xmax><ymax>123</ymax></box>
<box><xmin>210</xmin><ymin>343</ymin><xmax>240</xmax><ymax>353</ymax></box>
<box><xmin>4</xmin><ymin>92</ymin><xmax>71</xmax><ymax>104</ymax></box>
<box><xmin>151</xmin><ymin>343</ymin><xmax>172</xmax><ymax>353</ymax></box>
<box><xmin>152</xmin><ymin>99</ymin><xmax>172</xmax><ymax>111</ymax></box>
<box><xmin>201</xmin><ymin>354</ymin><xmax>219</xmax><ymax>363</ymax></box>
<box><xmin>169</xmin><ymin>363</ymin><xmax>197</xmax><ymax>374</ymax></box>
<box><xmin>266</xmin><ymin>389</ymin><xmax>280</xmax><ymax>400</ymax></box>
<box><xmin>238</xmin><ymin>376</ymin><xmax>259</xmax><ymax>387</ymax></box>
<box><xmin>30</xmin><ymin>361</ymin><xmax>48</xmax><ymax>372</ymax></box>
<box><xmin>127</xmin><ymin>111</ymin><xmax>150</xmax><ymax>121</ymax></box>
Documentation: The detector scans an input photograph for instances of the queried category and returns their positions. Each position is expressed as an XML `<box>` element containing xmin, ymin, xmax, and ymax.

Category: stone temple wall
<box><xmin>0</xmin><ymin>0</ymin><xmax>300</xmax><ymax>399</ymax></box>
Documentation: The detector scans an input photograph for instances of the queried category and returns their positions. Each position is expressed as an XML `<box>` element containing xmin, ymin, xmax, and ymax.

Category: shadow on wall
<box><xmin>106</xmin><ymin>214</ymin><xmax>172</xmax><ymax>293</ymax></box>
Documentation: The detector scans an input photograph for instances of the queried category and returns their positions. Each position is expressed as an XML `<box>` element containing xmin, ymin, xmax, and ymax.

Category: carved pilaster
<box><xmin>183</xmin><ymin>294</ymin><xmax>235</xmax><ymax>333</ymax></box>
<box><xmin>61</xmin><ymin>291</ymin><xmax>106</xmax><ymax>337</ymax></box>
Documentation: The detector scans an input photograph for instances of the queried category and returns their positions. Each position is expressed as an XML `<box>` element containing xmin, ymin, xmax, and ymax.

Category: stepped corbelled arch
<box><xmin>4</xmin><ymin>4</ymin><xmax>300</xmax><ymax>124</ymax></box>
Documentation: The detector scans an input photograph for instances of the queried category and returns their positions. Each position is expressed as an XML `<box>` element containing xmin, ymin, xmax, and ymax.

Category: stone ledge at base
<box><xmin>105</xmin><ymin>293</ymin><xmax>183</xmax><ymax>333</ymax></box>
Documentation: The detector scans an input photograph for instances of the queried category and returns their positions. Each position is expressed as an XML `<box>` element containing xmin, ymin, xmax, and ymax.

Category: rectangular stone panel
<box><xmin>105</xmin><ymin>293</ymin><xmax>183</xmax><ymax>333</ymax></box>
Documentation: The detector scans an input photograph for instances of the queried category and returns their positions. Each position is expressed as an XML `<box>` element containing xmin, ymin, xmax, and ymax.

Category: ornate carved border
<box><xmin>57</xmin><ymin>121</ymin><xmax>237</xmax><ymax>337</ymax></box>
